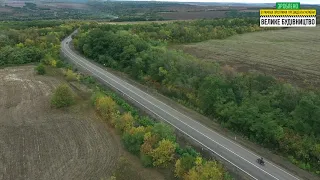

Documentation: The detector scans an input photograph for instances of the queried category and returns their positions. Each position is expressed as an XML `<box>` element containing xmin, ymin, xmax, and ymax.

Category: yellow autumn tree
<box><xmin>115</xmin><ymin>112</ymin><xmax>134</xmax><ymax>133</ymax></box>
<box><xmin>50</xmin><ymin>59</ymin><xmax>57</xmax><ymax>67</ymax></box>
<box><xmin>184</xmin><ymin>160</ymin><xmax>224</xmax><ymax>180</ymax></box>
<box><xmin>65</xmin><ymin>69</ymin><xmax>78</xmax><ymax>81</ymax></box>
<box><xmin>140</xmin><ymin>132</ymin><xmax>158</xmax><ymax>155</ymax></box>
<box><xmin>150</xmin><ymin>139</ymin><xmax>176</xmax><ymax>167</ymax></box>
<box><xmin>174</xmin><ymin>155</ymin><xmax>196</xmax><ymax>178</ymax></box>
<box><xmin>96</xmin><ymin>96</ymin><xmax>117</xmax><ymax>123</ymax></box>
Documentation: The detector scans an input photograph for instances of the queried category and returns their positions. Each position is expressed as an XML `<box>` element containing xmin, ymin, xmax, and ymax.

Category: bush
<box><xmin>136</xmin><ymin>116</ymin><xmax>155</xmax><ymax>127</ymax></box>
<box><xmin>65</xmin><ymin>69</ymin><xmax>78</xmax><ymax>81</ymax></box>
<box><xmin>176</xmin><ymin>146</ymin><xmax>199</xmax><ymax>158</ymax></box>
<box><xmin>90</xmin><ymin>91</ymin><xmax>105</xmax><ymax>106</ymax></box>
<box><xmin>51</xmin><ymin>83</ymin><xmax>75</xmax><ymax>108</ymax></box>
<box><xmin>56</xmin><ymin>60</ymin><xmax>64</xmax><ymax>68</ymax></box>
<box><xmin>35</xmin><ymin>63</ymin><xmax>45</xmax><ymax>75</ymax></box>
<box><xmin>81</xmin><ymin>75</ymin><xmax>95</xmax><ymax>85</ymax></box>
<box><xmin>140</xmin><ymin>153</ymin><xmax>153</xmax><ymax>167</ymax></box>
<box><xmin>152</xmin><ymin>123</ymin><xmax>176</xmax><ymax>142</ymax></box>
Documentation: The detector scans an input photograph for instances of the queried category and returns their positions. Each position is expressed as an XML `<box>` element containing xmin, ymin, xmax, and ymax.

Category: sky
<box><xmin>155</xmin><ymin>0</ymin><xmax>320</xmax><ymax>4</ymax></box>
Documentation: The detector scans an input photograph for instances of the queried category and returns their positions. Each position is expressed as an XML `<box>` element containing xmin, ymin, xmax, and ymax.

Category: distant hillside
<box><xmin>39</xmin><ymin>0</ymin><xmax>89</xmax><ymax>3</ymax></box>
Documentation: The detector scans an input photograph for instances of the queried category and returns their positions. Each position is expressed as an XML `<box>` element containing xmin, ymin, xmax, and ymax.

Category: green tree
<box><xmin>152</xmin><ymin>123</ymin><xmax>176</xmax><ymax>142</ymax></box>
<box><xmin>122</xmin><ymin>126</ymin><xmax>146</xmax><ymax>155</ymax></box>
<box><xmin>51</xmin><ymin>83</ymin><xmax>75</xmax><ymax>108</ymax></box>
<box><xmin>35</xmin><ymin>63</ymin><xmax>46</xmax><ymax>75</ymax></box>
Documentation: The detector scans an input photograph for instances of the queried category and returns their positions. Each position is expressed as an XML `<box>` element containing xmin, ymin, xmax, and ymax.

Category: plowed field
<box><xmin>177</xmin><ymin>27</ymin><xmax>320</xmax><ymax>87</ymax></box>
<box><xmin>0</xmin><ymin>66</ymin><xmax>164</xmax><ymax>180</ymax></box>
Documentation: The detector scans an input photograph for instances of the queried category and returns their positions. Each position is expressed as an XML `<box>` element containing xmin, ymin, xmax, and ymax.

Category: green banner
<box><xmin>276</xmin><ymin>2</ymin><xmax>300</xmax><ymax>10</ymax></box>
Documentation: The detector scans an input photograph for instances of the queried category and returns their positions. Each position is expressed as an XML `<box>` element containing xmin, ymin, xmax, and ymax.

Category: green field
<box><xmin>178</xmin><ymin>27</ymin><xmax>320</xmax><ymax>87</ymax></box>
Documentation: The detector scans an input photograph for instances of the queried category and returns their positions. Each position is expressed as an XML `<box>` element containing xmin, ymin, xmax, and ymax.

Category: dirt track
<box><xmin>0</xmin><ymin>66</ymin><xmax>120</xmax><ymax>180</ymax></box>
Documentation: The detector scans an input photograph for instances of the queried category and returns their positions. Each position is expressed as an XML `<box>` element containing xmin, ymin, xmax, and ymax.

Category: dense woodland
<box><xmin>0</xmin><ymin>20</ymin><xmax>79</xmax><ymax>66</ymax></box>
<box><xmin>73</xmin><ymin>19</ymin><xmax>320</xmax><ymax>174</ymax></box>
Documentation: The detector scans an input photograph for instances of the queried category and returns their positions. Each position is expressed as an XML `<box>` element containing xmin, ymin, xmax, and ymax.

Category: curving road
<box><xmin>61</xmin><ymin>33</ymin><xmax>302</xmax><ymax>180</ymax></box>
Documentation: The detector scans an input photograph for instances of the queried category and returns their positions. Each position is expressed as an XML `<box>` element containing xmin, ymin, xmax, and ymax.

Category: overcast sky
<box><xmin>156</xmin><ymin>0</ymin><xmax>320</xmax><ymax>4</ymax></box>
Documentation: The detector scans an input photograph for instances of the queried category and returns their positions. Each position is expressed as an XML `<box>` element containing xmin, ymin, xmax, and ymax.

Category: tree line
<box><xmin>89</xmin><ymin>87</ymin><xmax>232</xmax><ymax>179</ymax></box>
<box><xmin>73</xmin><ymin>19</ymin><xmax>320</xmax><ymax>174</ymax></box>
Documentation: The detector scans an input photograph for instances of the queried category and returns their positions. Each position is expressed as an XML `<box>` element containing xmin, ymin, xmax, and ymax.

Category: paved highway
<box><xmin>61</xmin><ymin>34</ymin><xmax>301</xmax><ymax>180</ymax></box>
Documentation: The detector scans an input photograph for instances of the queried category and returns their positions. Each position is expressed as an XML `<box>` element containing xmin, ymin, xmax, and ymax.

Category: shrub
<box><xmin>176</xmin><ymin>146</ymin><xmax>200</xmax><ymax>157</ymax></box>
<box><xmin>51</xmin><ymin>83</ymin><xmax>74</xmax><ymax>108</ymax></box>
<box><xmin>90</xmin><ymin>91</ymin><xmax>105</xmax><ymax>106</ymax></box>
<box><xmin>137</xmin><ymin>116</ymin><xmax>155</xmax><ymax>127</ymax></box>
<box><xmin>152</xmin><ymin>123</ymin><xmax>176</xmax><ymax>142</ymax></box>
<box><xmin>65</xmin><ymin>69</ymin><xmax>78</xmax><ymax>81</ymax></box>
<box><xmin>35</xmin><ymin>63</ymin><xmax>45</xmax><ymax>75</ymax></box>
<box><xmin>140</xmin><ymin>153</ymin><xmax>153</xmax><ymax>167</ymax></box>
<box><xmin>56</xmin><ymin>60</ymin><xmax>64</xmax><ymax>68</ymax></box>
<box><xmin>81</xmin><ymin>75</ymin><xmax>95</xmax><ymax>85</ymax></box>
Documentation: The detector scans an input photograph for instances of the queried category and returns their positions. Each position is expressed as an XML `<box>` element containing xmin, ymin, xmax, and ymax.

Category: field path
<box><xmin>0</xmin><ymin>66</ymin><xmax>120</xmax><ymax>180</ymax></box>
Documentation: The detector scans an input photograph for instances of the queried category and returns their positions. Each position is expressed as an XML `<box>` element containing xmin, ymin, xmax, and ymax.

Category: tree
<box><xmin>51</xmin><ymin>84</ymin><xmax>75</xmax><ymax>108</ymax></box>
<box><xmin>96</xmin><ymin>96</ymin><xmax>117</xmax><ymax>123</ymax></box>
<box><xmin>136</xmin><ymin>116</ymin><xmax>155</xmax><ymax>127</ymax></box>
<box><xmin>115</xmin><ymin>112</ymin><xmax>134</xmax><ymax>133</ymax></box>
<box><xmin>175</xmin><ymin>154</ymin><xmax>196</xmax><ymax>178</ymax></box>
<box><xmin>141</xmin><ymin>132</ymin><xmax>158</xmax><ymax>155</ymax></box>
<box><xmin>35</xmin><ymin>63</ymin><xmax>45</xmax><ymax>75</ymax></box>
<box><xmin>198</xmin><ymin>75</ymin><xmax>235</xmax><ymax>116</ymax></box>
<box><xmin>122</xmin><ymin>126</ymin><xmax>146</xmax><ymax>155</ymax></box>
<box><xmin>292</xmin><ymin>92</ymin><xmax>320</xmax><ymax>135</ymax></box>
<box><xmin>152</xmin><ymin>123</ymin><xmax>176</xmax><ymax>142</ymax></box>
<box><xmin>184</xmin><ymin>160</ymin><xmax>224</xmax><ymax>180</ymax></box>
<box><xmin>150</xmin><ymin>139</ymin><xmax>176</xmax><ymax>167</ymax></box>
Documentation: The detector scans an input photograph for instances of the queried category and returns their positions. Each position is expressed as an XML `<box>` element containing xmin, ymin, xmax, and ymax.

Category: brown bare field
<box><xmin>175</xmin><ymin>27</ymin><xmax>320</xmax><ymax>87</ymax></box>
<box><xmin>0</xmin><ymin>66</ymin><xmax>165</xmax><ymax>180</ymax></box>
<box><xmin>0</xmin><ymin>7</ymin><xmax>12</xmax><ymax>13</ymax></box>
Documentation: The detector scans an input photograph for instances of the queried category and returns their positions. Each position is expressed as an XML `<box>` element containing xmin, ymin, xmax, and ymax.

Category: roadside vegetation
<box><xmin>41</xmin><ymin>63</ymin><xmax>233</xmax><ymax>179</ymax></box>
<box><xmin>73</xmin><ymin>19</ymin><xmax>320</xmax><ymax>174</ymax></box>
<box><xmin>87</xmin><ymin>81</ymin><xmax>233</xmax><ymax>180</ymax></box>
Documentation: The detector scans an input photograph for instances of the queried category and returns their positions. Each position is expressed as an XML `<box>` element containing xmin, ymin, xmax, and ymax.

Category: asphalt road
<box><xmin>61</xmin><ymin>34</ymin><xmax>302</xmax><ymax>180</ymax></box>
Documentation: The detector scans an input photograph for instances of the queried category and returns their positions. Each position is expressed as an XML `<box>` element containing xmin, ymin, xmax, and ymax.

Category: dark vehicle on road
<box><xmin>257</xmin><ymin>157</ymin><xmax>265</xmax><ymax>166</ymax></box>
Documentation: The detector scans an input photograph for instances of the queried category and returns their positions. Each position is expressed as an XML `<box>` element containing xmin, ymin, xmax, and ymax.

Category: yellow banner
<box><xmin>260</xmin><ymin>9</ymin><xmax>317</xmax><ymax>16</ymax></box>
